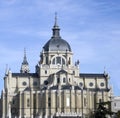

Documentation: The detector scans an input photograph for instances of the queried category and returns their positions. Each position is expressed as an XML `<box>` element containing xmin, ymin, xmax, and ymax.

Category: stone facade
<box><xmin>0</xmin><ymin>16</ymin><xmax>112</xmax><ymax>118</ymax></box>
<box><xmin>111</xmin><ymin>96</ymin><xmax>120</xmax><ymax>113</ymax></box>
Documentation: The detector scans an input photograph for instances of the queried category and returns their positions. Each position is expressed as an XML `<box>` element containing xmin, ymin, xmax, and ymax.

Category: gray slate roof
<box><xmin>12</xmin><ymin>73</ymin><xmax>38</xmax><ymax>77</ymax></box>
<box><xmin>80</xmin><ymin>73</ymin><xmax>106</xmax><ymax>78</ymax></box>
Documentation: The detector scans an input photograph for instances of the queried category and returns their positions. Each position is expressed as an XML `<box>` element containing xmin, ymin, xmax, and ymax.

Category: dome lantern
<box><xmin>43</xmin><ymin>15</ymin><xmax>71</xmax><ymax>52</ymax></box>
<box><xmin>52</xmin><ymin>13</ymin><xmax>61</xmax><ymax>38</ymax></box>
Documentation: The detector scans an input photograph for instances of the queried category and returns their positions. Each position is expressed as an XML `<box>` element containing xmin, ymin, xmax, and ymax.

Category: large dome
<box><xmin>43</xmin><ymin>16</ymin><xmax>71</xmax><ymax>52</ymax></box>
<box><xmin>43</xmin><ymin>37</ymin><xmax>71</xmax><ymax>52</ymax></box>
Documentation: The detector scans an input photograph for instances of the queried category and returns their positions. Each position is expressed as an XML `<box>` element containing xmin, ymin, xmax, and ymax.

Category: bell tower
<box><xmin>20</xmin><ymin>48</ymin><xmax>29</xmax><ymax>73</ymax></box>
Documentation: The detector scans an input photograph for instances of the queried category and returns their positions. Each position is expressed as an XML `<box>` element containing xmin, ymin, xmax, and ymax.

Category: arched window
<box><xmin>52</xmin><ymin>58</ymin><xmax>55</xmax><ymax>64</ymax></box>
<box><xmin>52</xmin><ymin>56</ymin><xmax>65</xmax><ymax>65</ymax></box>
<box><xmin>56</xmin><ymin>57</ymin><xmax>61</xmax><ymax>64</ymax></box>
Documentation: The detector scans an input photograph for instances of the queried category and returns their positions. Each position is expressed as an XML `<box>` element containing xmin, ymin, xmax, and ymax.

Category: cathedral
<box><xmin>0</xmin><ymin>16</ymin><xmax>112</xmax><ymax>118</ymax></box>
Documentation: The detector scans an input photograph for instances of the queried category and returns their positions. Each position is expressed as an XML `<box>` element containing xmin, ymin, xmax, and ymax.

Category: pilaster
<box><xmin>2</xmin><ymin>90</ymin><xmax>5</xmax><ymax>118</ymax></box>
<box><xmin>30</xmin><ymin>90</ymin><xmax>33</xmax><ymax>116</ymax></box>
<box><xmin>19</xmin><ymin>92</ymin><xmax>21</xmax><ymax>117</ymax></box>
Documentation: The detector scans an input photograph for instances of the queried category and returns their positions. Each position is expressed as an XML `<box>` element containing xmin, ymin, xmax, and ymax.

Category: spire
<box><xmin>20</xmin><ymin>48</ymin><xmax>29</xmax><ymax>73</ymax></box>
<box><xmin>54</xmin><ymin>12</ymin><xmax>58</xmax><ymax>27</ymax></box>
<box><xmin>22</xmin><ymin>48</ymin><xmax>28</xmax><ymax>65</ymax></box>
<box><xmin>52</xmin><ymin>12</ymin><xmax>61</xmax><ymax>38</ymax></box>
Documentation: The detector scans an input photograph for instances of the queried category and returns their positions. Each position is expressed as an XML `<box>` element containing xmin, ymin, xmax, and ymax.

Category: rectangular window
<box><xmin>57</xmin><ymin>97</ymin><xmax>59</xmax><ymax>108</ymax></box>
<box><xmin>99</xmin><ymin>99</ymin><xmax>102</xmax><ymax>103</ymax></box>
<box><xmin>48</xmin><ymin>97</ymin><xmax>51</xmax><ymax>101</ymax></box>
<box><xmin>34</xmin><ymin>94</ymin><xmax>36</xmax><ymax>109</ymax></box>
<box><xmin>84</xmin><ymin>98</ymin><xmax>86</xmax><ymax>107</ymax></box>
<box><xmin>63</xmin><ymin>78</ymin><xmax>66</xmax><ymax>83</ymax></box>
<box><xmin>45</xmin><ymin>70</ymin><xmax>47</xmax><ymax>74</ymax></box>
<box><xmin>57</xmin><ymin>78</ymin><xmax>60</xmax><ymax>83</ymax></box>
<box><xmin>27</xmin><ymin>99</ymin><xmax>30</xmax><ymax>107</ymax></box>
<box><xmin>48</xmin><ymin>97</ymin><xmax>51</xmax><ymax>107</ymax></box>
<box><xmin>12</xmin><ymin>100</ymin><xmax>15</xmax><ymax>105</ymax></box>
<box><xmin>66</xmin><ymin>97</ymin><xmax>70</xmax><ymax>107</ymax></box>
<box><xmin>48</xmin><ymin>102</ymin><xmax>51</xmax><ymax>107</ymax></box>
<box><xmin>46</xmin><ymin>57</ymin><xmax>48</xmax><ymax>64</ymax></box>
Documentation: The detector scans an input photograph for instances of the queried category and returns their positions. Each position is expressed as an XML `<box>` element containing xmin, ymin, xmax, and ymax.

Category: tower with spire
<box><xmin>20</xmin><ymin>48</ymin><xmax>29</xmax><ymax>73</ymax></box>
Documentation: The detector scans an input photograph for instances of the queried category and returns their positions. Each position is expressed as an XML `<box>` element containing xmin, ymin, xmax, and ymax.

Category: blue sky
<box><xmin>0</xmin><ymin>0</ymin><xmax>120</xmax><ymax>96</ymax></box>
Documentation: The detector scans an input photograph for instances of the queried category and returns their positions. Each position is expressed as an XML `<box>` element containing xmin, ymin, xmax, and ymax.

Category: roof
<box><xmin>43</xmin><ymin>85</ymin><xmax>110</xmax><ymax>91</ymax></box>
<box><xmin>80</xmin><ymin>73</ymin><xmax>106</xmax><ymax>78</ymax></box>
<box><xmin>12</xmin><ymin>73</ymin><xmax>38</xmax><ymax>77</ymax></box>
<box><xmin>43</xmin><ymin>38</ymin><xmax>71</xmax><ymax>52</ymax></box>
<box><xmin>24</xmin><ymin>87</ymin><xmax>31</xmax><ymax>91</ymax></box>
<box><xmin>47</xmin><ymin>85</ymin><xmax>82</xmax><ymax>90</ymax></box>
<box><xmin>56</xmin><ymin>69</ymin><xmax>68</xmax><ymax>74</ymax></box>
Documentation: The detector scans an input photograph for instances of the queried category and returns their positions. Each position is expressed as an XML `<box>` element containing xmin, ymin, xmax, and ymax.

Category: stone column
<box><xmin>19</xmin><ymin>92</ymin><xmax>21</xmax><ymax>118</ymax></box>
<box><xmin>6</xmin><ymin>92</ymin><xmax>9</xmax><ymax>118</ymax></box>
<box><xmin>70</xmin><ymin>89</ymin><xmax>75</xmax><ymax>113</ymax></box>
<box><xmin>4</xmin><ymin>77</ymin><xmax>7</xmax><ymax>91</ymax></box>
<box><xmin>38</xmin><ymin>92</ymin><xmax>42</xmax><ymax>116</ymax></box>
<box><xmin>8</xmin><ymin>103</ymin><xmax>11</xmax><ymax>118</ymax></box>
<box><xmin>23</xmin><ymin>92</ymin><xmax>26</xmax><ymax>117</ymax></box>
<box><xmin>75</xmin><ymin>90</ymin><xmax>77</xmax><ymax>113</ymax></box>
<box><xmin>36</xmin><ymin>92</ymin><xmax>39</xmax><ymax>114</ymax></box>
<box><xmin>45</xmin><ymin>90</ymin><xmax>48</xmax><ymax>117</ymax></box>
<box><xmin>63</xmin><ymin>90</ymin><xmax>66</xmax><ymax>113</ymax></box>
<box><xmin>87</xmin><ymin>89</ymin><xmax>90</xmax><ymax>117</ymax></box>
<box><xmin>2</xmin><ymin>90</ymin><xmax>5</xmax><ymax>118</ymax></box>
<box><xmin>30</xmin><ymin>90</ymin><xmax>33</xmax><ymax>117</ymax></box>
<box><xmin>56</xmin><ymin>89</ymin><xmax>61</xmax><ymax>113</ymax></box>
<box><xmin>8</xmin><ymin>70</ymin><xmax>12</xmax><ymax>93</ymax></box>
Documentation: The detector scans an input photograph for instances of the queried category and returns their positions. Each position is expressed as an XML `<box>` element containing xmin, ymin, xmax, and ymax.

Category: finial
<box><xmin>24</xmin><ymin>48</ymin><xmax>26</xmax><ymax>57</ymax></box>
<box><xmin>54</xmin><ymin>12</ymin><xmax>58</xmax><ymax>27</ymax></box>
<box><xmin>5</xmin><ymin>64</ymin><xmax>8</xmax><ymax>75</ymax></box>
<box><xmin>24</xmin><ymin>48</ymin><xmax>27</xmax><ymax>62</ymax></box>
<box><xmin>104</xmin><ymin>66</ymin><xmax>106</xmax><ymax>74</ymax></box>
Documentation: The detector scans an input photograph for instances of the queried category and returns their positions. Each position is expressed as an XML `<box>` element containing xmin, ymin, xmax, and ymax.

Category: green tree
<box><xmin>94</xmin><ymin>101</ymin><xmax>113</xmax><ymax>118</ymax></box>
<box><xmin>116</xmin><ymin>110</ymin><xmax>120</xmax><ymax>118</ymax></box>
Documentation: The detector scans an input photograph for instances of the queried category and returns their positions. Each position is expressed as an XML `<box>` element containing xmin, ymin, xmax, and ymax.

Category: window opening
<box><xmin>27</xmin><ymin>99</ymin><xmax>30</xmax><ymax>107</ymax></box>
<box><xmin>63</xmin><ymin>78</ymin><xmax>66</xmax><ymax>83</ymax></box>
<box><xmin>45</xmin><ymin>70</ymin><xmax>47</xmax><ymax>74</ymax></box>
<box><xmin>57</xmin><ymin>78</ymin><xmax>60</xmax><ymax>83</ymax></box>
<box><xmin>84</xmin><ymin>98</ymin><xmax>87</xmax><ymax>107</ymax></box>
